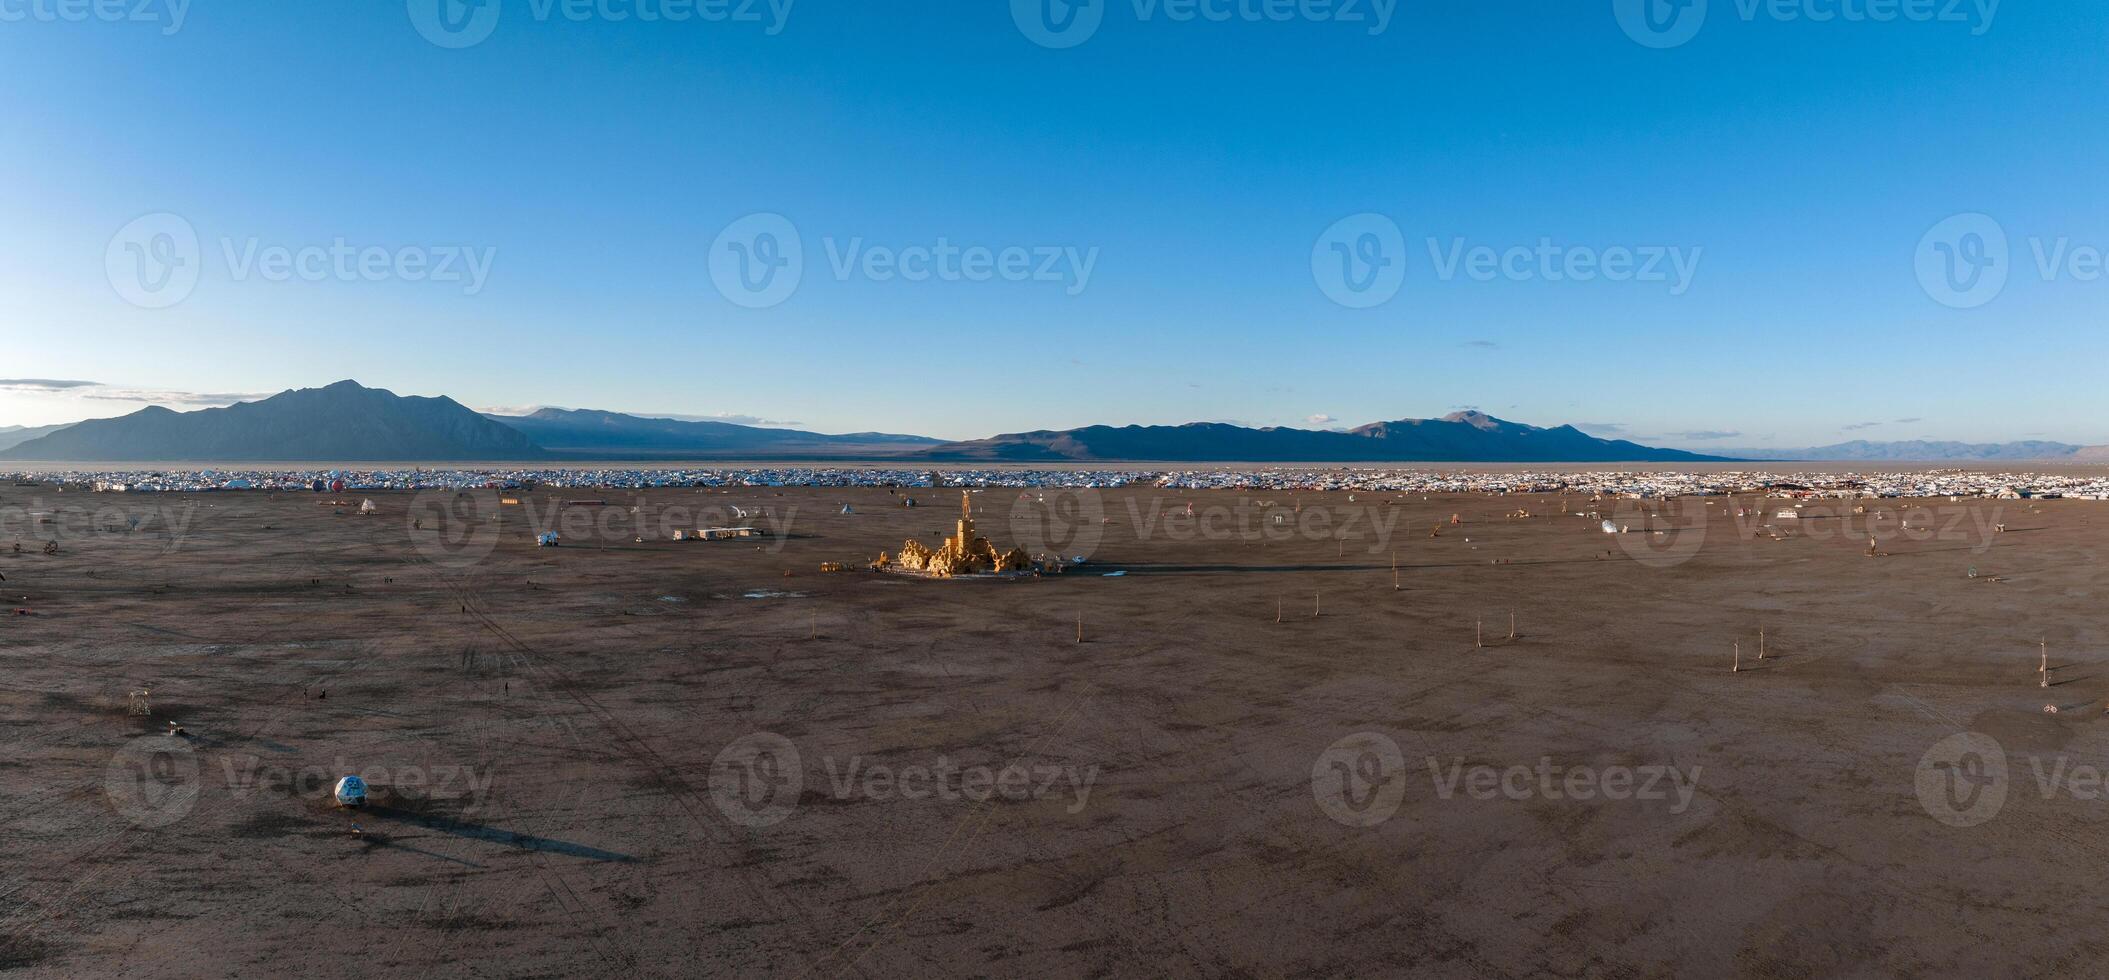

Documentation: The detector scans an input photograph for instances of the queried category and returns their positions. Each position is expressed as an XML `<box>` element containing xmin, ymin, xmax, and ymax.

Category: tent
<box><xmin>334</xmin><ymin>775</ymin><xmax>367</xmax><ymax>807</ymax></box>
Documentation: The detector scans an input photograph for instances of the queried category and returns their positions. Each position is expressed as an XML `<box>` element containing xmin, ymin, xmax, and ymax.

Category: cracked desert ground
<box><xmin>3</xmin><ymin>484</ymin><xmax>2105</xmax><ymax>977</ymax></box>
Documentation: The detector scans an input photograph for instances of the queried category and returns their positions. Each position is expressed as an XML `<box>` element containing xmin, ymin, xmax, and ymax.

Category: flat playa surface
<box><xmin>3</xmin><ymin>485</ymin><xmax>2105</xmax><ymax>977</ymax></box>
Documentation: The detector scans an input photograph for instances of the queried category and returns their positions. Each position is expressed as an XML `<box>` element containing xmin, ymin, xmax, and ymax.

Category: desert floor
<box><xmin>2</xmin><ymin>484</ymin><xmax>2104</xmax><ymax>977</ymax></box>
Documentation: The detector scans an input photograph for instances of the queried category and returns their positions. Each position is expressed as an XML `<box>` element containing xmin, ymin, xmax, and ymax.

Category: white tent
<box><xmin>358</xmin><ymin>499</ymin><xmax>377</xmax><ymax>515</ymax></box>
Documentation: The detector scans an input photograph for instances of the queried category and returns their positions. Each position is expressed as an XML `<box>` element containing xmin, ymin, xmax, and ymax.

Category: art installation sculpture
<box><xmin>873</xmin><ymin>491</ymin><xmax>1033</xmax><ymax>577</ymax></box>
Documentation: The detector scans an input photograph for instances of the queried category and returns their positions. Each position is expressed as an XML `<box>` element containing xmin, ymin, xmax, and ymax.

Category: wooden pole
<box><xmin>1075</xmin><ymin>612</ymin><xmax>1082</xmax><ymax>644</ymax></box>
<box><xmin>1392</xmin><ymin>552</ymin><xmax>1400</xmax><ymax>591</ymax></box>
<box><xmin>1312</xmin><ymin>593</ymin><xmax>1320</xmax><ymax>619</ymax></box>
<box><xmin>1733</xmin><ymin>641</ymin><xmax>1741</xmax><ymax>673</ymax></box>
<box><xmin>1758</xmin><ymin>627</ymin><xmax>1766</xmax><ymax>660</ymax></box>
<box><xmin>1476</xmin><ymin>620</ymin><xmax>1483</xmax><ymax>649</ymax></box>
<box><xmin>1508</xmin><ymin>612</ymin><xmax>1516</xmax><ymax>641</ymax></box>
<box><xmin>1276</xmin><ymin>597</ymin><xmax>1282</xmax><ymax>624</ymax></box>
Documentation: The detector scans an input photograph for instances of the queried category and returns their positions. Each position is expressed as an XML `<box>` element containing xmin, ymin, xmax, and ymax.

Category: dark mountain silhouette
<box><xmin>1725</xmin><ymin>440</ymin><xmax>2087</xmax><ymax>462</ymax></box>
<box><xmin>919</xmin><ymin>411</ymin><xmax>1729</xmax><ymax>462</ymax></box>
<box><xmin>487</xmin><ymin>408</ymin><xmax>940</xmax><ymax>458</ymax></box>
<box><xmin>0</xmin><ymin>423</ymin><xmax>73</xmax><ymax>453</ymax></box>
<box><xmin>4</xmin><ymin>381</ymin><xmax>547</xmax><ymax>461</ymax></box>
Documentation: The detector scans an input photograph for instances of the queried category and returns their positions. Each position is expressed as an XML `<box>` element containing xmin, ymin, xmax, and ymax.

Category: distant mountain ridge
<box><xmin>6</xmin><ymin>381</ymin><xmax>546</xmax><ymax>461</ymax></box>
<box><xmin>921</xmin><ymin>411</ymin><xmax>1728</xmax><ymax>462</ymax></box>
<box><xmin>17</xmin><ymin>383</ymin><xmax>2093</xmax><ymax>464</ymax></box>
<box><xmin>487</xmin><ymin>407</ymin><xmax>941</xmax><ymax>458</ymax></box>
<box><xmin>0</xmin><ymin>423</ymin><xmax>74</xmax><ymax>453</ymax></box>
<box><xmin>1724</xmin><ymin>440</ymin><xmax>2090</xmax><ymax>462</ymax></box>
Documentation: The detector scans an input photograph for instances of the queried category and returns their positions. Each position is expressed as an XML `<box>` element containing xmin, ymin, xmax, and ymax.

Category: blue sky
<box><xmin>1</xmin><ymin>0</ymin><xmax>2103</xmax><ymax>446</ymax></box>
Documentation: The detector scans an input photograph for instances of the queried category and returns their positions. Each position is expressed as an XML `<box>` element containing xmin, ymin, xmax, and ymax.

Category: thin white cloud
<box><xmin>476</xmin><ymin>404</ymin><xmax>805</xmax><ymax>428</ymax></box>
<box><xmin>0</xmin><ymin>378</ymin><xmax>101</xmax><ymax>391</ymax></box>
<box><xmin>666</xmin><ymin>412</ymin><xmax>805</xmax><ymax>427</ymax></box>
<box><xmin>477</xmin><ymin>404</ymin><xmax>564</xmax><ymax>417</ymax></box>
<box><xmin>0</xmin><ymin>379</ymin><xmax>268</xmax><ymax>409</ymax></box>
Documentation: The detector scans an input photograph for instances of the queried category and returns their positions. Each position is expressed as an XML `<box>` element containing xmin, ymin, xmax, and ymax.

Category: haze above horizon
<box><xmin>4</xmin><ymin>1</ymin><xmax>2103</xmax><ymax>447</ymax></box>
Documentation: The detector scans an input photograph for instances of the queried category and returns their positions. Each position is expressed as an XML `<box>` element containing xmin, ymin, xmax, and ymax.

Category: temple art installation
<box><xmin>873</xmin><ymin>491</ymin><xmax>1035</xmax><ymax>577</ymax></box>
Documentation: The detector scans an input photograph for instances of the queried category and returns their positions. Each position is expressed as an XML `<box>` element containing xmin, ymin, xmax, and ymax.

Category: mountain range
<box><xmin>1723</xmin><ymin>440</ymin><xmax>2094</xmax><ymax>462</ymax></box>
<box><xmin>487</xmin><ymin>408</ymin><xmax>941</xmax><ymax>458</ymax></box>
<box><xmin>0</xmin><ymin>423</ymin><xmax>73</xmax><ymax>453</ymax></box>
<box><xmin>921</xmin><ymin>411</ymin><xmax>1724</xmax><ymax>462</ymax></box>
<box><xmin>6</xmin><ymin>382</ymin><xmax>545</xmax><ymax>461</ymax></box>
<box><xmin>3</xmin><ymin>381</ymin><xmax>2104</xmax><ymax>464</ymax></box>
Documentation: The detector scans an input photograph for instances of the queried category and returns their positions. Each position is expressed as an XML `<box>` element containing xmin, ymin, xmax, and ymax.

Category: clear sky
<box><xmin>1</xmin><ymin>0</ymin><xmax>2103</xmax><ymax>447</ymax></box>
